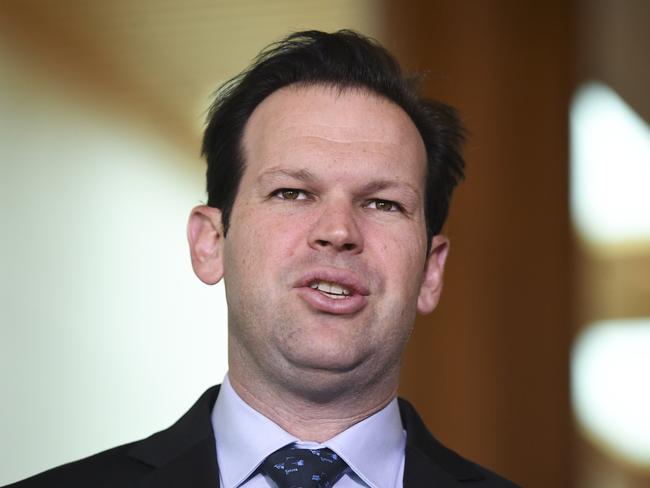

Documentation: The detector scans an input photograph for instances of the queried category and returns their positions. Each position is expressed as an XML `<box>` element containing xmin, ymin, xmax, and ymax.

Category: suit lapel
<box><xmin>128</xmin><ymin>386</ymin><xmax>222</xmax><ymax>488</ymax></box>
<box><xmin>403</xmin><ymin>445</ymin><xmax>462</xmax><ymax>488</ymax></box>
<box><xmin>399</xmin><ymin>398</ymin><xmax>485</xmax><ymax>487</ymax></box>
<box><xmin>135</xmin><ymin>438</ymin><xmax>219</xmax><ymax>488</ymax></box>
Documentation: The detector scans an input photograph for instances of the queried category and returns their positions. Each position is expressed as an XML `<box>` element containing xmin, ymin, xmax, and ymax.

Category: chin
<box><xmin>286</xmin><ymin>352</ymin><xmax>363</xmax><ymax>375</ymax></box>
<box><xmin>284</xmin><ymin>341</ymin><xmax>366</xmax><ymax>371</ymax></box>
<box><xmin>277</xmin><ymin>350</ymin><xmax>371</xmax><ymax>397</ymax></box>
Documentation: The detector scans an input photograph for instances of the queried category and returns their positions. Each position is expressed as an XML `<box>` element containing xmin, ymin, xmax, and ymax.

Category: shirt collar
<box><xmin>212</xmin><ymin>374</ymin><xmax>405</xmax><ymax>488</ymax></box>
<box><xmin>326</xmin><ymin>397</ymin><xmax>405</xmax><ymax>488</ymax></box>
<box><xmin>212</xmin><ymin>375</ymin><xmax>298</xmax><ymax>487</ymax></box>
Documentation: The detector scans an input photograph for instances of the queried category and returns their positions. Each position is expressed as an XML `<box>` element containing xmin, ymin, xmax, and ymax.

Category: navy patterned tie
<box><xmin>261</xmin><ymin>443</ymin><xmax>349</xmax><ymax>488</ymax></box>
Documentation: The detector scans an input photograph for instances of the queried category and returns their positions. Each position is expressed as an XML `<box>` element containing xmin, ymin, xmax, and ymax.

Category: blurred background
<box><xmin>1</xmin><ymin>1</ymin><xmax>648</xmax><ymax>486</ymax></box>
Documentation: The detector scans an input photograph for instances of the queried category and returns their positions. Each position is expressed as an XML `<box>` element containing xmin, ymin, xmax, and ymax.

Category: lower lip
<box><xmin>295</xmin><ymin>287</ymin><xmax>368</xmax><ymax>315</ymax></box>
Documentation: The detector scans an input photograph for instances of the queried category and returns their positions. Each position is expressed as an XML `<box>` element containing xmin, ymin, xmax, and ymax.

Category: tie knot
<box><xmin>261</xmin><ymin>444</ymin><xmax>349</xmax><ymax>488</ymax></box>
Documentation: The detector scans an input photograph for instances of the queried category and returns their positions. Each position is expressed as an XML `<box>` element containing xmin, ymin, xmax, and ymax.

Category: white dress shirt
<box><xmin>212</xmin><ymin>375</ymin><xmax>406</xmax><ymax>488</ymax></box>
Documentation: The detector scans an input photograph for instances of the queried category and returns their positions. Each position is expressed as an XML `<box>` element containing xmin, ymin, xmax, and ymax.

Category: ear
<box><xmin>417</xmin><ymin>235</ymin><xmax>450</xmax><ymax>314</ymax></box>
<box><xmin>187</xmin><ymin>205</ymin><xmax>225</xmax><ymax>285</ymax></box>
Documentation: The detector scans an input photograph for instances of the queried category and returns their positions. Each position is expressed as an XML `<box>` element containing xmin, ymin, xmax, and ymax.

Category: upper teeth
<box><xmin>310</xmin><ymin>281</ymin><xmax>352</xmax><ymax>296</ymax></box>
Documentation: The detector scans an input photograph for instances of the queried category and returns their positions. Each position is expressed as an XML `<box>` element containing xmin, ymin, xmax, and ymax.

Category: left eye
<box><xmin>366</xmin><ymin>199</ymin><xmax>400</xmax><ymax>212</ymax></box>
<box><xmin>273</xmin><ymin>189</ymin><xmax>307</xmax><ymax>200</ymax></box>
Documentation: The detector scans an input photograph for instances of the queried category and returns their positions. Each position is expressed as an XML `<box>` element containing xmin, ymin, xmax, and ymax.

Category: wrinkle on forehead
<box><xmin>267</xmin><ymin>135</ymin><xmax>410</xmax><ymax>163</ymax></box>
<box><xmin>277</xmin><ymin>129</ymin><xmax>395</xmax><ymax>145</ymax></box>
<box><xmin>273</xmin><ymin>119</ymin><xmax>416</xmax><ymax>147</ymax></box>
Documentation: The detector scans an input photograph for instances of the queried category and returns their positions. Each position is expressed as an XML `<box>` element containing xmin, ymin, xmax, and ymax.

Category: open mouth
<box><xmin>296</xmin><ymin>270</ymin><xmax>368</xmax><ymax>314</ymax></box>
<box><xmin>309</xmin><ymin>280</ymin><xmax>352</xmax><ymax>299</ymax></box>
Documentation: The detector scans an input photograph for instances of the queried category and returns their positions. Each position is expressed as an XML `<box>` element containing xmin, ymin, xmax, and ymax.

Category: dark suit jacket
<box><xmin>5</xmin><ymin>385</ymin><xmax>520</xmax><ymax>487</ymax></box>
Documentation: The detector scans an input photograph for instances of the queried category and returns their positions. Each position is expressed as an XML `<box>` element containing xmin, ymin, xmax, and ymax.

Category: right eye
<box><xmin>273</xmin><ymin>189</ymin><xmax>308</xmax><ymax>200</ymax></box>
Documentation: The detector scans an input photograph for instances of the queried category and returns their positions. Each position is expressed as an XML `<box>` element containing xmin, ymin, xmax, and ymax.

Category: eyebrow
<box><xmin>257</xmin><ymin>167</ymin><xmax>421</xmax><ymax>202</ymax></box>
<box><xmin>359</xmin><ymin>179</ymin><xmax>421</xmax><ymax>201</ymax></box>
<box><xmin>257</xmin><ymin>167</ymin><xmax>317</xmax><ymax>184</ymax></box>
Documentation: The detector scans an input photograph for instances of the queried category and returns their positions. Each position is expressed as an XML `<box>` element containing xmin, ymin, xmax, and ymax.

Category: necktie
<box><xmin>261</xmin><ymin>443</ymin><xmax>349</xmax><ymax>488</ymax></box>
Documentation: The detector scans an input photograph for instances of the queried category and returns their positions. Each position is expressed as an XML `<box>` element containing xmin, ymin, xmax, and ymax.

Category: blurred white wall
<box><xmin>0</xmin><ymin>2</ymin><xmax>383</xmax><ymax>483</ymax></box>
<box><xmin>0</xmin><ymin>41</ymin><xmax>228</xmax><ymax>484</ymax></box>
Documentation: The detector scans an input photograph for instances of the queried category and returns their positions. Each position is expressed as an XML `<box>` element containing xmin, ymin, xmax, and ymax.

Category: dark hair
<box><xmin>202</xmin><ymin>29</ymin><xmax>465</xmax><ymax>246</ymax></box>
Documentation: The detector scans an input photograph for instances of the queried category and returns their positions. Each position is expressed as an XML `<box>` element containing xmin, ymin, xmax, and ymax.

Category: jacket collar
<box><xmin>127</xmin><ymin>385</ymin><xmax>221</xmax><ymax>487</ymax></box>
<box><xmin>125</xmin><ymin>386</ymin><xmax>485</xmax><ymax>487</ymax></box>
<box><xmin>399</xmin><ymin>398</ymin><xmax>485</xmax><ymax>487</ymax></box>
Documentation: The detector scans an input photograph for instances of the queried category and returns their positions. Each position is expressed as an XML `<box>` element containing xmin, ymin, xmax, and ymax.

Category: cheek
<box><xmin>368</xmin><ymin>217</ymin><xmax>426</xmax><ymax>260</ymax></box>
<box><xmin>370</xmin><ymin>223</ymin><xmax>427</xmax><ymax>293</ymax></box>
<box><xmin>235</xmin><ymin>206</ymin><xmax>310</xmax><ymax>263</ymax></box>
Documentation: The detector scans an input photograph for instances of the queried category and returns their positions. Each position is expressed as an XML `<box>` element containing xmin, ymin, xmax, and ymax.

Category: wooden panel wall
<box><xmin>385</xmin><ymin>2</ymin><xmax>574</xmax><ymax>487</ymax></box>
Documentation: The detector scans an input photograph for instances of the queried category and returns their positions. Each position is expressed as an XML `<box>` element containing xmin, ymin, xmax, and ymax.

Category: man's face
<box><xmin>192</xmin><ymin>85</ymin><xmax>447</xmax><ymax>398</ymax></box>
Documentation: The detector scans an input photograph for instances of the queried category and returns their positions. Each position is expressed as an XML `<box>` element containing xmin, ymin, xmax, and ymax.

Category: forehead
<box><xmin>241</xmin><ymin>84</ymin><xmax>427</xmax><ymax>185</ymax></box>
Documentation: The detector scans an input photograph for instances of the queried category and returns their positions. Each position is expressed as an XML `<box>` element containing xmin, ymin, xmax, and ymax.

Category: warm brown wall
<box><xmin>575</xmin><ymin>0</ymin><xmax>650</xmax><ymax>124</ymax></box>
<box><xmin>385</xmin><ymin>2</ymin><xmax>574</xmax><ymax>487</ymax></box>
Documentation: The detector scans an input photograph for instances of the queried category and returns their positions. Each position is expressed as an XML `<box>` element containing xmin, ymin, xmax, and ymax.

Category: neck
<box><xmin>227</xmin><ymin>367</ymin><xmax>399</xmax><ymax>443</ymax></box>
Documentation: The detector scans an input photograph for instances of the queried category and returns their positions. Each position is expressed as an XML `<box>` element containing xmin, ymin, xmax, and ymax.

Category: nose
<box><xmin>308</xmin><ymin>198</ymin><xmax>364</xmax><ymax>254</ymax></box>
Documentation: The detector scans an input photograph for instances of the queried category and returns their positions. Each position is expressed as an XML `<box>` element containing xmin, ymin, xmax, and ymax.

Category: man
<box><xmin>7</xmin><ymin>31</ymin><xmax>518</xmax><ymax>487</ymax></box>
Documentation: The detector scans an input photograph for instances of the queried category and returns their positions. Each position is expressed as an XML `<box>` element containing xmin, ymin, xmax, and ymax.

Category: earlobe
<box><xmin>187</xmin><ymin>205</ymin><xmax>225</xmax><ymax>285</ymax></box>
<box><xmin>416</xmin><ymin>235</ymin><xmax>449</xmax><ymax>314</ymax></box>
